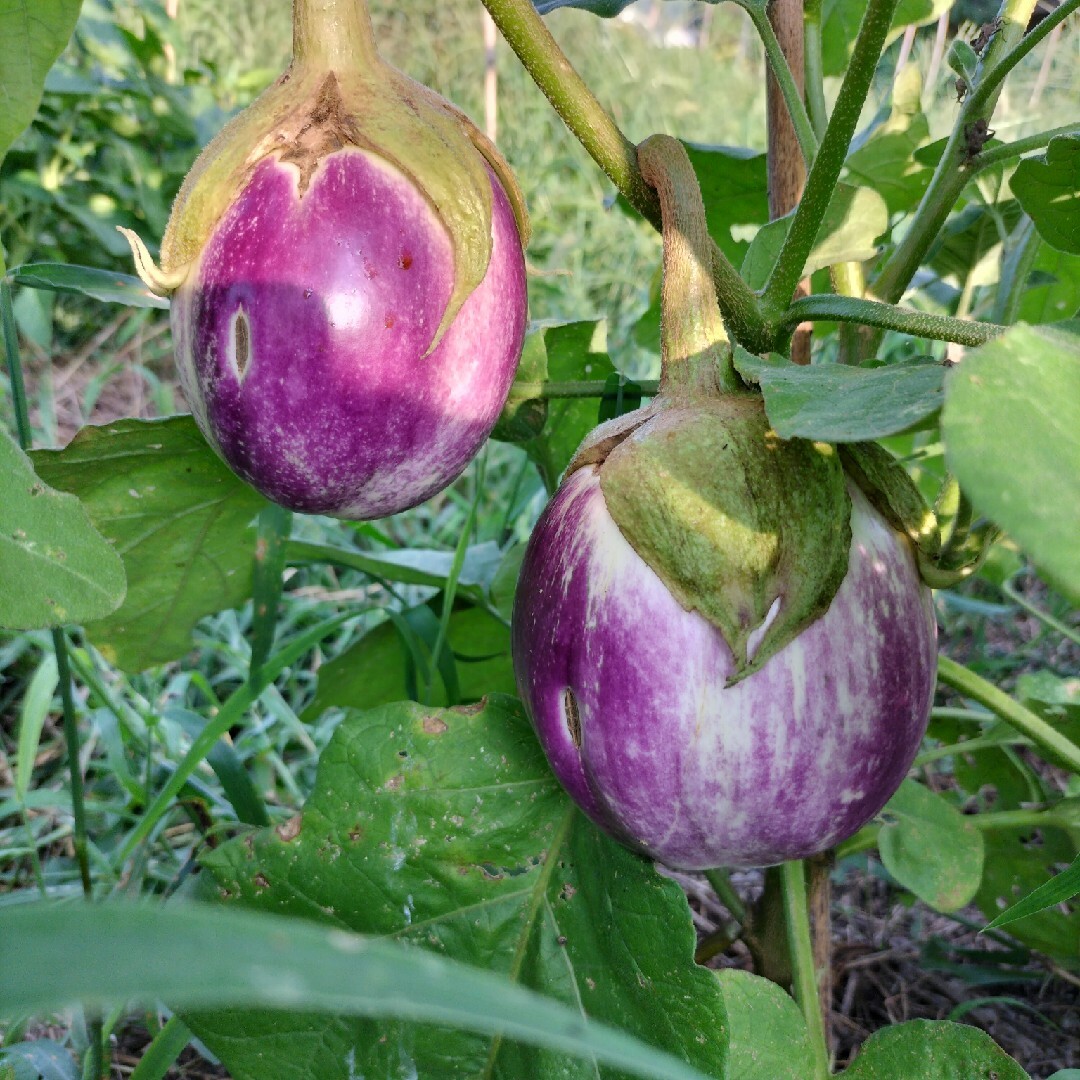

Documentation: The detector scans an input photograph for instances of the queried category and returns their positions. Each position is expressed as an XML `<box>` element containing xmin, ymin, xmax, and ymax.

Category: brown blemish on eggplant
<box><xmin>563</xmin><ymin>688</ymin><xmax>582</xmax><ymax>749</ymax></box>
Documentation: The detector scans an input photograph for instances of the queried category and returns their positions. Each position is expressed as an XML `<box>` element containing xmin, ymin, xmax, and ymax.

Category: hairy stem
<box><xmin>291</xmin><ymin>0</ymin><xmax>379</xmax><ymax>69</ymax></box>
<box><xmin>761</xmin><ymin>0</ymin><xmax>901</xmax><ymax>320</ymax></box>
<box><xmin>481</xmin><ymin>0</ymin><xmax>769</xmax><ymax>351</ymax></box>
<box><xmin>975</xmin><ymin>122</ymin><xmax>1080</xmax><ymax>173</ymax></box>
<box><xmin>638</xmin><ymin>135</ymin><xmax>742</xmax><ymax>395</ymax></box>
<box><xmin>780</xmin><ymin>295</ymin><xmax>1005</xmax><ymax>346</ymax></box>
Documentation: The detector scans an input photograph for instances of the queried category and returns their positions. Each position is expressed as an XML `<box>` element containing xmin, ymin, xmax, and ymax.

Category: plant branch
<box><xmin>781</xmin><ymin>860</ymin><xmax>831</xmax><ymax>1080</ymax></box>
<box><xmin>734</xmin><ymin>0</ymin><xmax>817</xmax><ymax>165</ymax></box>
<box><xmin>802</xmin><ymin>0</ymin><xmax>828</xmax><ymax>139</ymax></box>
<box><xmin>938</xmin><ymin>655</ymin><xmax>1080</xmax><ymax>775</ymax></box>
<box><xmin>480</xmin><ymin>0</ymin><xmax>769</xmax><ymax>351</ymax></box>
<box><xmin>761</xmin><ymin>0</ymin><xmax>901</xmax><ymax>320</ymax></box>
<box><xmin>975</xmin><ymin>122</ymin><xmax>1080</xmax><ymax>173</ymax></box>
<box><xmin>870</xmin><ymin>0</ymin><xmax>1045</xmax><ymax>305</ymax></box>
<box><xmin>780</xmin><ymin>295</ymin><xmax>1006</xmax><ymax>346</ymax></box>
<box><xmin>510</xmin><ymin>378</ymin><xmax>660</xmax><ymax>399</ymax></box>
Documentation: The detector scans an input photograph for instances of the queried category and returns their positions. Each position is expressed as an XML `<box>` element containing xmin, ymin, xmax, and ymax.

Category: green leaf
<box><xmin>32</xmin><ymin>416</ymin><xmax>269</xmax><ymax>671</ymax></box>
<box><xmin>717</xmin><ymin>970</ymin><xmax>813</xmax><ymax>1080</ymax></box>
<box><xmin>845</xmin><ymin>66</ymin><xmax>933</xmax><ymax>217</ymax></box>
<box><xmin>685</xmin><ymin>143</ymin><xmax>769</xmax><ymax>265</ymax></box>
<box><xmin>9</xmin><ymin>263</ymin><xmax>170</xmax><ymax>309</ymax></box>
<box><xmin>1018</xmin><ymin>245</ymin><xmax>1080</xmax><ymax>325</ymax></box>
<box><xmin>492</xmin><ymin>329</ymin><xmax>550</xmax><ymax>444</ymax></box>
<box><xmin>0</xmin><ymin>901</ymin><xmax>716</xmax><ymax>1080</ymax></box>
<box><xmin>842</xmin><ymin>1019</ymin><xmax>1028</xmax><ymax>1078</ymax></box>
<box><xmin>16</xmin><ymin>655</ymin><xmax>58</xmax><ymax>803</ymax></box>
<box><xmin>733</xmin><ymin>350</ymin><xmax>945</xmax><ymax>442</ymax></box>
<box><xmin>0</xmin><ymin>427</ymin><xmax>126</xmax><ymax>630</ymax></box>
<box><xmin>0</xmin><ymin>0</ymin><xmax>83</xmax><ymax>164</ymax></box>
<box><xmin>985</xmin><ymin>853</ymin><xmax>1080</xmax><ymax>931</ymax></box>
<box><xmin>1012</xmin><ymin>136</ymin><xmax>1080</xmax><ymax>256</ymax></box>
<box><xmin>741</xmin><ymin>184</ymin><xmax>889</xmax><ymax>291</ymax></box>
<box><xmin>820</xmin><ymin>0</ymin><xmax>950</xmax><ymax>77</ymax></box>
<box><xmin>193</xmin><ymin>696</ymin><xmax>729</xmax><ymax>1079</ymax></box>
<box><xmin>877</xmin><ymin>780</ymin><xmax>985</xmax><ymax>912</ymax></box>
<box><xmin>942</xmin><ymin>324</ymin><xmax>1080</xmax><ymax>603</ymax></box>
<box><xmin>302</xmin><ymin>602</ymin><xmax>515</xmax><ymax>719</ymax></box>
<box><xmin>525</xmin><ymin>321</ymin><xmax>617</xmax><ymax>489</ymax></box>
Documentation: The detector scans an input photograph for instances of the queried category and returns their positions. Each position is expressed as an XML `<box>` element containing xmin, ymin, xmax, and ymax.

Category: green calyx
<box><xmin>599</xmin><ymin>400</ymin><xmax>851</xmax><ymax>678</ymax></box>
<box><xmin>565</xmin><ymin>136</ymin><xmax>852</xmax><ymax>679</ymax></box>
<box><xmin>123</xmin><ymin>0</ymin><xmax>528</xmax><ymax>354</ymax></box>
<box><xmin>838</xmin><ymin>443</ymin><xmax>998</xmax><ymax>589</ymax></box>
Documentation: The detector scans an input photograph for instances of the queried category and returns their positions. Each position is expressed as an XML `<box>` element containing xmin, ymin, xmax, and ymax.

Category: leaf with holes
<box><xmin>193</xmin><ymin>696</ymin><xmax>729</xmax><ymax>1080</ymax></box>
<box><xmin>32</xmin><ymin>416</ymin><xmax>268</xmax><ymax>671</ymax></box>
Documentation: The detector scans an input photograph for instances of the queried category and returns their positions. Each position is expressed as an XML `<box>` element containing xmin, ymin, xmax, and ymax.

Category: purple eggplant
<box><xmin>512</xmin><ymin>466</ymin><xmax>937</xmax><ymax>869</ymax></box>
<box><xmin>511</xmin><ymin>136</ymin><xmax>937</xmax><ymax>870</ymax></box>
<box><xmin>123</xmin><ymin>0</ymin><xmax>528</xmax><ymax>518</ymax></box>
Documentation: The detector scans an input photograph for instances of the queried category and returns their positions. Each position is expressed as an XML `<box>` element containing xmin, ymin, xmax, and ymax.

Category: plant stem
<box><xmin>291</xmin><ymin>0</ymin><xmax>379</xmax><ymax>70</ymax></box>
<box><xmin>803</xmin><ymin>0</ymin><xmax>828</xmax><ymax>140</ymax></box>
<box><xmin>638</xmin><ymin>135</ymin><xmax>742</xmax><ymax>395</ymax></box>
<box><xmin>837</xmin><ymin>805</ymin><xmax>1068</xmax><ymax>857</ymax></box>
<box><xmin>704</xmin><ymin>867</ymin><xmax>748</xmax><ymax>923</ymax></box>
<box><xmin>509</xmin><ymin>378</ymin><xmax>660</xmax><ymax>399</ymax></box>
<box><xmin>781</xmin><ymin>860</ymin><xmax>831</xmax><ymax>1080</ymax></box>
<box><xmin>734</xmin><ymin>0</ymin><xmax>817</xmax><ymax>164</ymax></box>
<box><xmin>761</xmin><ymin>0</ymin><xmax>901</xmax><ymax>322</ymax></box>
<box><xmin>870</xmin><ymin>0</ymin><xmax>1044</xmax><ymax>305</ymax></box>
<box><xmin>938</xmin><ymin>655</ymin><xmax>1080</xmax><ymax>775</ymax></box>
<box><xmin>1002</xmin><ymin>579</ymin><xmax>1080</xmax><ymax>646</ymax></box>
<box><xmin>779</xmin><ymin>295</ymin><xmax>1006</xmax><ymax>347</ymax></box>
<box><xmin>975</xmin><ymin>122</ymin><xmax>1080</xmax><ymax>173</ymax></box>
<box><xmin>481</xmin><ymin>0</ymin><xmax>769</xmax><ymax>351</ymax></box>
<box><xmin>1</xmin><ymin>279</ymin><xmax>32</xmax><ymax>446</ymax></box>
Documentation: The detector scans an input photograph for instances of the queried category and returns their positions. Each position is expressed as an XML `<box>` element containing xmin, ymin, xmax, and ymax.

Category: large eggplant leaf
<box><xmin>0</xmin><ymin>901</ymin><xmax>715</xmax><ymax>1080</ymax></box>
<box><xmin>192</xmin><ymin>696</ymin><xmax>729</xmax><ymax>1080</ymax></box>
<box><xmin>0</xmin><ymin>0</ymin><xmax>82</xmax><ymax>166</ymax></box>
<box><xmin>943</xmin><ymin>324</ymin><xmax>1080</xmax><ymax>603</ymax></box>
<box><xmin>0</xmin><ymin>427</ymin><xmax>125</xmax><ymax>629</ymax></box>
<box><xmin>32</xmin><ymin>416</ymin><xmax>268</xmax><ymax>670</ymax></box>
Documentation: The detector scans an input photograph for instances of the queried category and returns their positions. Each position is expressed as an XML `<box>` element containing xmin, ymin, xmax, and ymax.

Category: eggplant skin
<box><xmin>512</xmin><ymin>466</ymin><xmax>938</xmax><ymax>871</ymax></box>
<box><xmin>171</xmin><ymin>149</ymin><xmax>527</xmax><ymax>520</ymax></box>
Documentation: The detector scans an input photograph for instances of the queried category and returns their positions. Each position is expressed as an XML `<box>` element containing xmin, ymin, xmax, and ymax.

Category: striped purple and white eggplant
<box><xmin>511</xmin><ymin>136</ymin><xmax>938</xmax><ymax>871</ymax></box>
<box><xmin>123</xmin><ymin>0</ymin><xmax>528</xmax><ymax>519</ymax></box>
<box><xmin>512</xmin><ymin>464</ymin><xmax>937</xmax><ymax>870</ymax></box>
